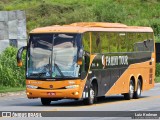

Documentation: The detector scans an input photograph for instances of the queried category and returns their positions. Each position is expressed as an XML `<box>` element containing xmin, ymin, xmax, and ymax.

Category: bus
<box><xmin>17</xmin><ymin>22</ymin><xmax>155</xmax><ymax>105</ymax></box>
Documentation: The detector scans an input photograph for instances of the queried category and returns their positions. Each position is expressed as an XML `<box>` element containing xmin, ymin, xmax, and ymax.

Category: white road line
<box><xmin>130</xmin><ymin>109</ymin><xmax>146</xmax><ymax>111</ymax></box>
<box><xmin>129</xmin><ymin>108</ymin><xmax>150</xmax><ymax>111</ymax></box>
<box><xmin>150</xmin><ymin>88</ymin><xmax>160</xmax><ymax>91</ymax></box>
<box><xmin>155</xmin><ymin>83</ymin><xmax>160</xmax><ymax>85</ymax></box>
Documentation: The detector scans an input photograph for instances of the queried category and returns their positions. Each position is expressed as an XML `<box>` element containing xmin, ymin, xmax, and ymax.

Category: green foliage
<box><xmin>0</xmin><ymin>47</ymin><xmax>26</xmax><ymax>87</ymax></box>
<box><xmin>155</xmin><ymin>76</ymin><xmax>160</xmax><ymax>83</ymax></box>
<box><xmin>93</xmin><ymin>0</ymin><xmax>128</xmax><ymax>23</ymax></box>
<box><xmin>0</xmin><ymin>1</ymin><xmax>4</xmax><ymax>10</ymax></box>
<box><xmin>2</xmin><ymin>0</ymin><xmax>160</xmax><ymax>36</ymax></box>
<box><xmin>155</xmin><ymin>36</ymin><xmax>160</xmax><ymax>42</ymax></box>
<box><xmin>156</xmin><ymin>63</ymin><xmax>160</xmax><ymax>77</ymax></box>
<box><xmin>0</xmin><ymin>86</ymin><xmax>25</xmax><ymax>93</ymax></box>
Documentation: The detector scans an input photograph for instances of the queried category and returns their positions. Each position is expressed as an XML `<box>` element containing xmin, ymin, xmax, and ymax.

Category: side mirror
<box><xmin>77</xmin><ymin>48</ymin><xmax>83</xmax><ymax>65</ymax></box>
<box><xmin>17</xmin><ymin>46</ymin><xmax>27</xmax><ymax>67</ymax></box>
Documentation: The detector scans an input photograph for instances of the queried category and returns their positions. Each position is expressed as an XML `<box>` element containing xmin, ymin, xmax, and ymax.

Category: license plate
<box><xmin>47</xmin><ymin>92</ymin><xmax>56</xmax><ymax>96</ymax></box>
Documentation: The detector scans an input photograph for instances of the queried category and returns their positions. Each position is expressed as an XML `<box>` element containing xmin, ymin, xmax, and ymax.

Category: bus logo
<box><xmin>102</xmin><ymin>55</ymin><xmax>128</xmax><ymax>67</ymax></box>
<box><xmin>49</xmin><ymin>85</ymin><xmax>53</xmax><ymax>89</ymax></box>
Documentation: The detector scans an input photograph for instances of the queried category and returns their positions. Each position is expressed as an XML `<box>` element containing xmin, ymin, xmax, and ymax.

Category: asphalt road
<box><xmin>0</xmin><ymin>83</ymin><xmax>160</xmax><ymax>120</ymax></box>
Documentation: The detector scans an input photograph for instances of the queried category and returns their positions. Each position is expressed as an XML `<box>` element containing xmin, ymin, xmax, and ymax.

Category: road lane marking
<box><xmin>129</xmin><ymin>108</ymin><xmax>150</xmax><ymax>111</ymax></box>
<box><xmin>155</xmin><ymin>83</ymin><xmax>160</xmax><ymax>85</ymax></box>
<box><xmin>150</xmin><ymin>88</ymin><xmax>160</xmax><ymax>91</ymax></box>
<box><xmin>44</xmin><ymin>95</ymin><xmax>160</xmax><ymax>111</ymax></box>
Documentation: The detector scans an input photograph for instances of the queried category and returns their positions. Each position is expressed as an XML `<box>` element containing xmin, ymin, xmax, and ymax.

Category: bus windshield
<box><xmin>27</xmin><ymin>33</ymin><xmax>81</xmax><ymax>79</ymax></box>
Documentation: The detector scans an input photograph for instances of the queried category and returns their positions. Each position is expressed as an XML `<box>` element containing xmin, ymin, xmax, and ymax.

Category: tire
<box><xmin>124</xmin><ymin>80</ymin><xmax>135</xmax><ymax>100</ymax></box>
<box><xmin>41</xmin><ymin>98</ymin><xmax>51</xmax><ymax>105</ymax></box>
<box><xmin>133</xmin><ymin>80</ymin><xmax>142</xmax><ymax>99</ymax></box>
<box><xmin>83</xmin><ymin>83</ymin><xmax>97</xmax><ymax>105</ymax></box>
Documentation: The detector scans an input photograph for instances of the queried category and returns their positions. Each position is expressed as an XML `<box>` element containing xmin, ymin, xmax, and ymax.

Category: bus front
<box><xmin>18</xmin><ymin>33</ymin><xmax>86</xmax><ymax>105</ymax></box>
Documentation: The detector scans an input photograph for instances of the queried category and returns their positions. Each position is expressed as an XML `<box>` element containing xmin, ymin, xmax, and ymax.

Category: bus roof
<box><xmin>30</xmin><ymin>22</ymin><xmax>153</xmax><ymax>33</ymax></box>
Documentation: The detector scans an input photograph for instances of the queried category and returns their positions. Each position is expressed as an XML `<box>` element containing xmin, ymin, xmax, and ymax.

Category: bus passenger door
<box><xmin>81</xmin><ymin>52</ymin><xmax>90</xmax><ymax>80</ymax></box>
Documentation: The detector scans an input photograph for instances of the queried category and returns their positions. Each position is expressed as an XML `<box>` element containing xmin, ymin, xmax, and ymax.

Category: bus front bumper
<box><xmin>26</xmin><ymin>88</ymin><xmax>82</xmax><ymax>99</ymax></box>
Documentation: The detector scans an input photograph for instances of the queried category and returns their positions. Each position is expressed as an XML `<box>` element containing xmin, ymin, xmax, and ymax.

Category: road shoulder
<box><xmin>0</xmin><ymin>91</ymin><xmax>25</xmax><ymax>97</ymax></box>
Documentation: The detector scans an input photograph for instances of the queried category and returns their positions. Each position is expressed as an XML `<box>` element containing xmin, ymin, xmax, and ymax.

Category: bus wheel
<box><xmin>41</xmin><ymin>98</ymin><xmax>51</xmax><ymax>105</ymax></box>
<box><xmin>124</xmin><ymin>80</ymin><xmax>134</xmax><ymax>100</ymax></box>
<box><xmin>84</xmin><ymin>83</ymin><xmax>97</xmax><ymax>105</ymax></box>
<box><xmin>133</xmin><ymin>80</ymin><xmax>142</xmax><ymax>99</ymax></box>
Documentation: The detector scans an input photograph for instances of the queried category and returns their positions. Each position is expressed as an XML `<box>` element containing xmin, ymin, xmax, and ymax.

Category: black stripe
<box><xmin>85</xmin><ymin>52</ymin><xmax>152</xmax><ymax>96</ymax></box>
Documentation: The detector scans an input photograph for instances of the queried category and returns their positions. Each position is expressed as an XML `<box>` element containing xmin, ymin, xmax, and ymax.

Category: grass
<box><xmin>0</xmin><ymin>47</ymin><xmax>26</xmax><ymax>87</ymax></box>
<box><xmin>0</xmin><ymin>86</ymin><xmax>25</xmax><ymax>93</ymax></box>
<box><xmin>155</xmin><ymin>76</ymin><xmax>160</xmax><ymax>83</ymax></box>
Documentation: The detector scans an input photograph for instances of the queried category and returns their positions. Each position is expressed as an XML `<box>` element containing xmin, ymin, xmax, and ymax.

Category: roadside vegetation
<box><xmin>0</xmin><ymin>86</ymin><xmax>25</xmax><ymax>93</ymax></box>
<box><xmin>156</xmin><ymin>63</ymin><xmax>160</xmax><ymax>82</ymax></box>
<box><xmin>0</xmin><ymin>0</ymin><xmax>160</xmax><ymax>92</ymax></box>
<box><xmin>0</xmin><ymin>47</ymin><xmax>26</xmax><ymax>92</ymax></box>
<box><xmin>0</xmin><ymin>0</ymin><xmax>159</xmax><ymax>36</ymax></box>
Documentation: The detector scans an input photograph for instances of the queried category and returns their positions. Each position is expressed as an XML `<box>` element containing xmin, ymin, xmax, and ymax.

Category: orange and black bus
<box><xmin>17</xmin><ymin>22</ymin><xmax>155</xmax><ymax>105</ymax></box>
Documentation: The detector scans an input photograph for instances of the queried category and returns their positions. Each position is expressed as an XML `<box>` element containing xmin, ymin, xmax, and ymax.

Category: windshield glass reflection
<box><xmin>27</xmin><ymin>33</ymin><xmax>81</xmax><ymax>79</ymax></box>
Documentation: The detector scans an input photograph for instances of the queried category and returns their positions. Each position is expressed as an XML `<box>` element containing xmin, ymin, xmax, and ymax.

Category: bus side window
<box><xmin>136</xmin><ymin>33</ymin><xmax>144</xmax><ymax>51</ymax></box>
<box><xmin>101</xmin><ymin>32</ymin><xmax>109</xmax><ymax>53</ymax></box>
<box><xmin>134</xmin><ymin>33</ymin><xmax>154</xmax><ymax>52</ymax></box>
<box><xmin>146</xmin><ymin>33</ymin><xmax>154</xmax><ymax>52</ymax></box>
<box><xmin>108</xmin><ymin>32</ymin><xmax>118</xmax><ymax>52</ymax></box>
<box><xmin>82</xmin><ymin>32</ymin><xmax>90</xmax><ymax>53</ymax></box>
<box><xmin>126</xmin><ymin>33</ymin><xmax>135</xmax><ymax>52</ymax></box>
<box><xmin>92</xmin><ymin>32</ymin><xmax>101</xmax><ymax>53</ymax></box>
<box><xmin>82</xmin><ymin>32</ymin><xmax>90</xmax><ymax>72</ymax></box>
<box><xmin>118</xmin><ymin>32</ymin><xmax>127</xmax><ymax>52</ymax></box>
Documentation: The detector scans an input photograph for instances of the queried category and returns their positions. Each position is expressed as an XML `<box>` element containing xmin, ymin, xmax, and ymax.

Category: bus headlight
<box><xmin>27</xmin><ymin>85</ymin><xmax>38</xmax><ymax>89</ymax></box>
<box><xmin>65</xmin><ymin>85</ymin><xmax>79</xmax><ymax>89</ymax></box>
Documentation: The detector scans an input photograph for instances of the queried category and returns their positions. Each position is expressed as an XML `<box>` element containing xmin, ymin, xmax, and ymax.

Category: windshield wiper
<box><xmin>52</xmin><ymin>52</ymin><xmax>64</xmax><ymax>78</ymax></box>
<box><xmin>54</xmin><ymin>63</ymin><xmax>64</xmax><ymax>78</ymax></box>
<box><xmin>51</xmin><ymin>35</ymin><xmax>64</xmax><ymax>78</ymax></box>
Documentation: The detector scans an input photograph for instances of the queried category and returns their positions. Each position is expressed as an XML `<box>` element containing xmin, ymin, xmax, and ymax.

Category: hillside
<box><xmin>0</xmin><ymin>0</ymin><xmax>160</xmax><ymax>41</ymax></box>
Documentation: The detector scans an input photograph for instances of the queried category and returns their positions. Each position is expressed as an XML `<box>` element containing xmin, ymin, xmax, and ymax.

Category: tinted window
<box><xmin>83</xmin><ymin>32</ymin><xmax>90</xmax><ymax>52</ymax></box>
<box><xmin>90</xmin><ymin>32</ymin><xmax>154</xmax><ymax>53</ymax></box>
<box><xmin>92</xmin><ymin>32</ymin><xmax>102</xmax><ymax>53</ymax></box>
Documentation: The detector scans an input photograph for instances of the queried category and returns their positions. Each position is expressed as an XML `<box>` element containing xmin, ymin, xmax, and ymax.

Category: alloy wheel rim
<box><xmin>90</xmin><ymin>88</ymin><xmax>95</xmax><ymax>99</ymax></box>
<box><xmin>130</xmin><ymin>83</ymin><xmax>134</xmax><ymax>95</ymax></box>
<box><xmin>137</xmin><ymin>83</ymin><xmax>141</xmax><ymax>95</ymax></box>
